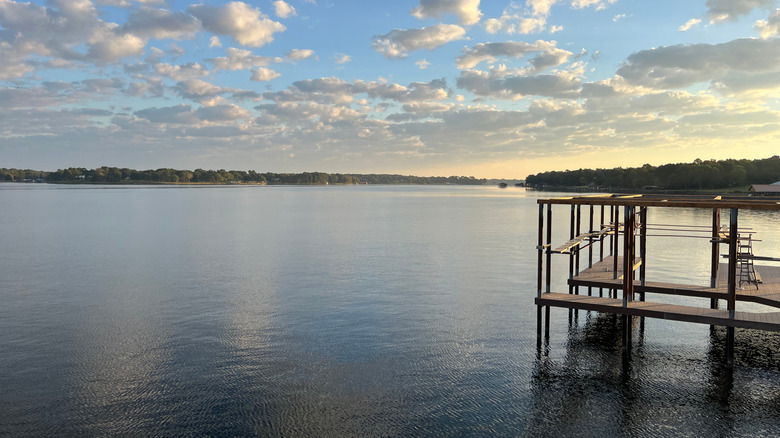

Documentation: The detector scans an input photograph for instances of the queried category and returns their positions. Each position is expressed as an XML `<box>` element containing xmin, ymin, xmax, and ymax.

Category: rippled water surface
<box><xmin>1</xmin><ymin>184</ymin><xmax>779</xmax><ymax>436</ymax></box>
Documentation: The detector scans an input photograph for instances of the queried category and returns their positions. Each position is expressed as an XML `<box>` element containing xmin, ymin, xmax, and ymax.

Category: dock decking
<box><xmin>567</xmin><ymin>256</ymin><xmax>780</xmax><ymax>306</ymax></box>
<box><xmin>535</xmin><ymin>293</ymin><xmax>780</xmax><ymax>332</ymax></box>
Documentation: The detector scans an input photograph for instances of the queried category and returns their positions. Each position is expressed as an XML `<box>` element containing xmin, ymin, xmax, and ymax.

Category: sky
<box><xmin>1</xmin><ymin>0</ymin><xmax>780</xmax><ymax>178</ymax></box>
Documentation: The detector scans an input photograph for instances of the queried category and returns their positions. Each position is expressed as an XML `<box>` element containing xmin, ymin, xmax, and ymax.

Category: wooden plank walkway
<box><xmin>535</xmin><ymin>292</ymin><xmax>780</xmax><ymax>332</ymax></box>
<box><xmin>570</xmin><ymin>256</ymin><xmax>780</xmax><ymax>307</ymax></box>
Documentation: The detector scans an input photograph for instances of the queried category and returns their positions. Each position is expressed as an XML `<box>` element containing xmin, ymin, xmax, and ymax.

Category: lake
<box><xmin>1</xmin><ymin>184</ymin><xmax>779</xmax><ymax>436</ymax></box>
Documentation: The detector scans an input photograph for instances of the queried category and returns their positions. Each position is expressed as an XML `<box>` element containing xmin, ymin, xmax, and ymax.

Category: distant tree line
<box><xmin>0</xmin><ymin>168</ymin><xmax>48</xmax><ymax>182</ymax></box>
<box><xmin>525</xmin><ymin>156</ymin><xmax>780</xmax><ymax>191</ymax></box>
<box><xmin>0</xmin><ymin>166</ymin><xmax>488</xmax><ymax>185</ymax></box>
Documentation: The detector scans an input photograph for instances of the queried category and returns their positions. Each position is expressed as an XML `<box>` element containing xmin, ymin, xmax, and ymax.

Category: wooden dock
<box><xmin>534</xmin><ymin>193</ymin><xmax>780</xmax><ymax>367</ymax></box>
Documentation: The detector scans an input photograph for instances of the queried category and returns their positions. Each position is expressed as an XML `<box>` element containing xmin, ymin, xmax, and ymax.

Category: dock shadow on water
<box><xmin>526</xmin><ymin>311</ymin><xmax>780</xmax><ymax>437</ymax></box>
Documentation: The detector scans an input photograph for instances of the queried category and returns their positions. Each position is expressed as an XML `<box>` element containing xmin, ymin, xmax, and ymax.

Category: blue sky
<box><xmin>1</xmin><ymin>0</ymin><xmax>779</xmax><ymax>178</ymax></box>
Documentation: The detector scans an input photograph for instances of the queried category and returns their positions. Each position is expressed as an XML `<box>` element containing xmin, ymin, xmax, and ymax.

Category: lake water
<box><xmin>1</xmin><ymin>184</ymin><xmax>779</xmax><ymax>436</ymax></box>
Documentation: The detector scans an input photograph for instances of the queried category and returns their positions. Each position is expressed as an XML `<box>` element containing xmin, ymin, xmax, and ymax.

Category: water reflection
<box><xmin>529</xmin><ymin>308</ymin><xmax>780</xmax><ymax>436</ymax></box>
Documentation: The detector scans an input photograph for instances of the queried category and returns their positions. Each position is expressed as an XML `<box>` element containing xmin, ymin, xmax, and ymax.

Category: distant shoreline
<box><xmin>1</xmin><ymin>167</ymin><xmax>493</xmax><ymax>186</ymax></box>
<box><xmin>3</xmin><ymin>180</ymin><xmax>498</xmax><ymax>186</ymax></box>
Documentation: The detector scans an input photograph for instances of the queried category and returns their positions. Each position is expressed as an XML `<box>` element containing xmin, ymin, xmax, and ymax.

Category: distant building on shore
<box><xmin>749</xmin><ymin>181</ymin><xmax>780</xmax><ymax>195</ymax></box>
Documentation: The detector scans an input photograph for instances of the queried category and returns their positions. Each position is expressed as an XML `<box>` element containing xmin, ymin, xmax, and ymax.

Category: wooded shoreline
<box><xmin>1</xmin><ymin>167</ymin><xmax>487</xmax><ymax>186</ymax></box>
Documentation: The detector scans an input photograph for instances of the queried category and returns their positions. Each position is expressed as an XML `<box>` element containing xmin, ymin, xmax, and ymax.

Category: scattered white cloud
<box><xmin>96</xmin><ymin>0</ymin><xmax>165</xmax><ymax>6</ymax></box>
<box><xmin>154</xmin><ymin>62</ymin><xmax>210</xmax><ymax>81</ymax></box>
<box><xmin>707</xmin><ymin>0</ymin><xmax>775</xmax><ymax>23</ymax></box>
<box><xmin>373</xmin><ymin>24</ymin><xmax>466</xmax><ymax>58</ymax></box>
<box><xmin>267</xmin><ymin>77</ymin><xmax>451</xmax><ymax>104</ymax></box>
<box><xmin>135</xmin><ymin>104</ymin><xmax>198</xmax><ymax>124</ymax></box>
<box><xmin>415</xmin><ymin>59</ymin><xmax>431</xmax><ymax>69</ymax></box>
<box><xmin>288</xmin><ymin>49</ymin><xmax>316</xmax><ymax>60</ymax></box>
<box><xmin>174</xmin><ymin>79</ymin><xmax>234</xmax><ymax>104</ymax></box>
<box><xmin>209</xmin><ymin>36</ymin><xmax>223</xmax><ymax>48</ymax></box>
<box><xmin>168</xmin><ymin>43</ymin><xmax>186</xmax><ymax>58</ymax></box>
<box><xmin>87</xmin><ymin>29</ymin><xmax>146</xmax><ymax>62</ymax></box>
<box><xmin>209</xmin><ymin>48</ymin><xmax>282</xmax><ymax>71</ymax></box>
<box><xmin>484</xmin><ymin>14</ymin><xmax>547</xmax><ymax>34</ymax></box>
<box><xmin>486</xmin><ymin>0</ymin><xmax>616</xmax><ymax>36</ymax></box>
<box><xmin>613</xmin><ymin>14</ymin><xmax>626</xmax><ymax>22</ymax></box>
<box><xmin>251</xmin><ymin>67</ymin><xmax>282</xmax><ymax>81</ymax></box>
<box><xmin>457</xmin><ymin>67</ymin><xmax>582</xmax><ymax>99</ymax></box>
<box><xmin>527</xmin><ymin>0</ymin><xmax>562</xmax><ymax>17</ymax></box>
<box><xmin>273</xmin><ymin>0</ymin><xmax>297</xmax><ymax>18</ymax></box>
<box><xmin>196</xmin><ymin>104</ymin><xmax>251</xmax><ymax>122</ymax></box>
<box><xmin>755</xmin><ymin>9</ymin><xmax>780</xmax><ymax>38</ymax></box>
<box><xmin>335</xmin><ymin>54</ymin><xmax>352</xmax><ymax>64</ymax></box>
<box><xmin>456</xmin><ymin>40</ymin><xmax>571</xmax><ymax>70</ymax></box>
<box><xmin>617</xmin><ymin>38</ymin><xmax>780</xmax><ymax>92</ymax></box>
<box><xmin>679</xmin><ymin>18</ymin><xmax>702</xmax><ymax>31</ymax></box>
<box><xmin>122</xmin><ymin>7</ymin><xmax>201</xmax><ymax>40</ymax></box>
<box><xmin>189</xmin><ymin>1</ymin><xmax>285</xmax><ymax>48</ymax></box>
<box><xmin>134</xmin><ymin>103</ymin><xmax>250</xmax><ymax>124</ymax></box>
<box><xmin>127</xmin><ymin>76</ymin><xmax>165</xmax><ymax>97</ymax></box>
<box><xmin>571</xmin><ymin>0</ymin><xmax>617</xmax><ymax>11</ymax></box>
<box><xmin>410</xmin><ymin>0</ymin><xmax>483</xmax><ymax>25</ymax></box>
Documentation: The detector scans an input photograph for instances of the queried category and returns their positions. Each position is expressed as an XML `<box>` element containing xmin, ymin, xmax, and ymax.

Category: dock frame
<box><xmin>535</xmin><ymin>194</ymin><xmax>780</xmax><ymax>367</ymax></box>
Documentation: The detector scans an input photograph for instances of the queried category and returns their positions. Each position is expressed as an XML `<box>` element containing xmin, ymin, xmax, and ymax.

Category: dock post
<box><xmin>569</xmin><ymin>205</ymin><xmax>575</xmax><ymax>294</ymax></box>
<box><xmin>600</xmin><ymin>205</ymin><xmax>605</xmax><ymax>261</ymax></box>
<box><xmin>639</xmin><ymin>207</ymin><xmax>647</xmax><ymax>298</ymax></box>
<box><xmin>537</xmin><ymin>203</ymin><xmax>544</xmax><ymax>345</ymax></box>
<box><xmin>588</xmin><ymin>205</ymin><xmax>594</xmax><ymax>296</ymax></box>
<box><xmin>545</xmin><ymin>204</ymin><xmax>552</xmax><ymax>338</ymax></box>
<box><xmin>612</xmin><ymin>205</ymin><xmax>620</xmax><ymax>298</ymax></box>
<box><xmin>576</xmin><ymin>204</ymin><xmax>581</xmax><ymax>287</ymax></box>
<box><xmin>711</xmin><ymin>208</ymin><xmax>721</xmax><ymax>309</ymax></box>
<box><xmin>574</xmin><ymin>205</ymin><xmax>582</xmax><ymax>320</ymax></box>
<box><xmin>622</xmin><ymin>205</ymin><xmax>636</xmax><ymax>357</ymax></box>
<box><xmin>638</xmin><ymin>206</ymin><xmax>647</xmax><ymax>331</ymax></box>
<box><xmin>609</xmin><ymin>205</ymin><xmax>614</xmax><ymax>256</ymax></box>
<box><xmin>568</xmin><ymin>205</ymin><xmax>575</xmax><ymax>320</ymax></box>
<box><xmin>726</xmin><ymin>208</ymin><xmax>738</xmax><ymax>367</ymax></box>
<box><xmin>599</xmin><ymin>205</ymin><xmax>604</xmax><ymax>297</ymax></box>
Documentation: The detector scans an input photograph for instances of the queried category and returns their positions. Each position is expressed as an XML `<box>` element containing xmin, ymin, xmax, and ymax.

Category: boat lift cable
<box><xmin>644</xmin><ymin>227</ymin><xmax>713</xmax><ymax>233</ymax></box>
<box><xmin>644</xmin><ymin>227</ymin><xmax>756</xmax><ymax>234</ymax></box>
<box><xmin>642</xmin><ymin>234</ymin><xmax>762</xmax><ymax>240</ymax></box>
<box><xmin>646</xmin><ymin>223</ymin><xmax>755</xmax><ymax>231</ymax></box>
<box><xmin>643</xmin><ymin>234</ymin><xmax>723</xmax><ymax>239</ymax></box>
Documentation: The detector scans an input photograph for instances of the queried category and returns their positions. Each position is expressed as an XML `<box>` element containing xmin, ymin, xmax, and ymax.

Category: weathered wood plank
<box><xmin>536</xmin><ymin>292</ymin><xmax>780</xmax><ymax>331</ymax></box>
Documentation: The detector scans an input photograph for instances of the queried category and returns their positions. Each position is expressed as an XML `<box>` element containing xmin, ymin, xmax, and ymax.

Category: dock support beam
<box><xmin>639</xmin><ymin>207</ymin><xmax>647</xmax><ymax>298</ymax></box>
<box><xmin>726</xmin><ymin>208</ymin><xmax>738</xmax><ymax>367</ymax></box>
<box><xmin>622</xmin><ymin>205</ymin><xmax>636</xmax><ymax>356</ymax></box>
<box><xmin>588</xmin><ymin>205</ymin><xmax>594</xmax><ymax>296</ymax></box>
<box><xmin>537</xmin><ymin>203</ymin><xmax>544</xmax><ymax>346</ymax></box>
<box><xmin>599</xmin><ymin>205</ymin><xmax>604</xmax><ymax>297</ymax></box>
<box><xmin>545</xmin><ymin>204</ymin><xmax>552</xmax><ymax>337</ymax></box>
<box><xmin>612</xmin><ymin>205</ymin><xmax>619</xmax><ymax>299</ymax></box>
<box><xmin>711</xmin><ymin>208</ymin><xmax>721</xmax><ymax>309</ymax></box>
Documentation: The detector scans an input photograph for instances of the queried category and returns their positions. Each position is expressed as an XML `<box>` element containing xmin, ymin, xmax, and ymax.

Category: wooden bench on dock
<box><xmin>551</xmin><ymin>223</ymin><xmax>617</xmax><ymax>254</ymax></box>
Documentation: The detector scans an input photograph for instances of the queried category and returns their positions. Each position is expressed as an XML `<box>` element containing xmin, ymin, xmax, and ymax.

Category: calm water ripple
<box><xmin>1</xmin><ymin>184</ymin><xmax>779</xmax><ymax>436</ymax></box>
